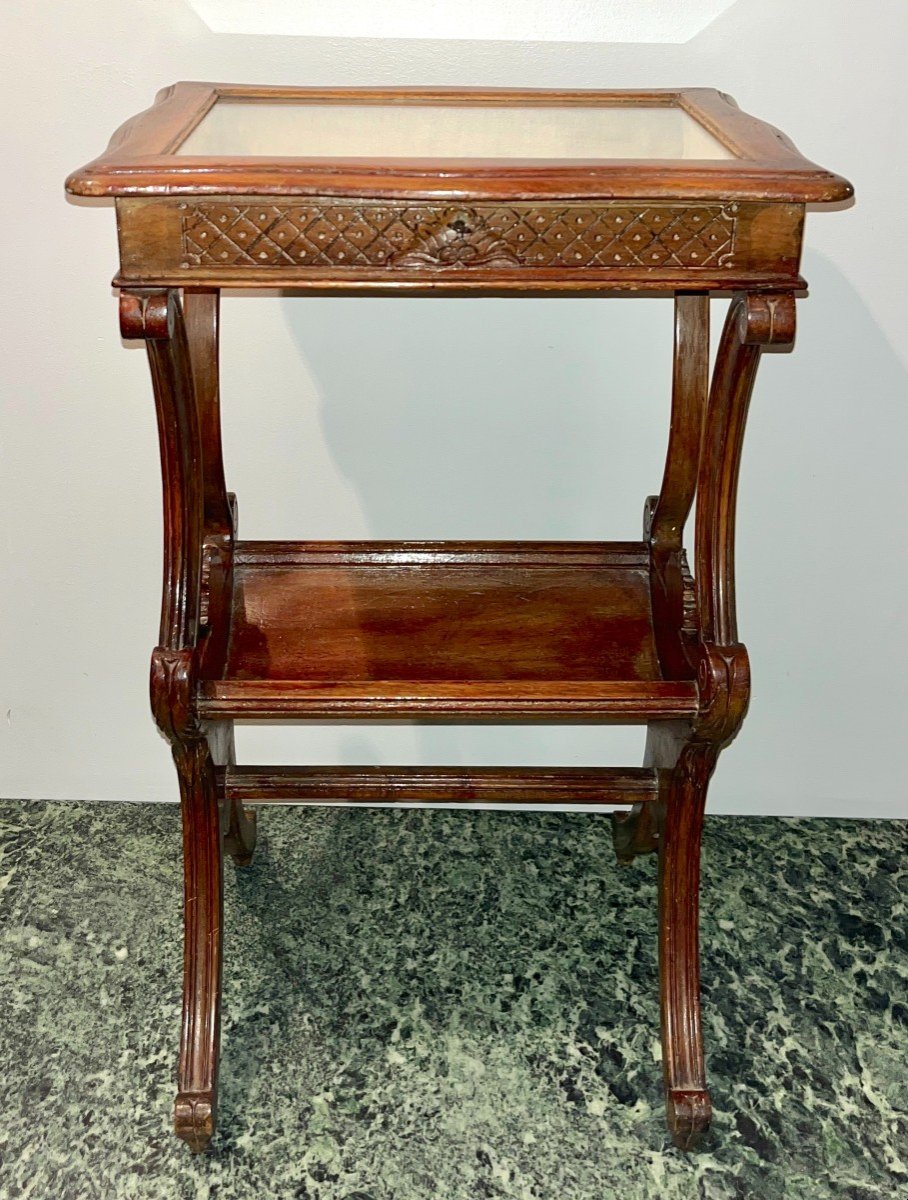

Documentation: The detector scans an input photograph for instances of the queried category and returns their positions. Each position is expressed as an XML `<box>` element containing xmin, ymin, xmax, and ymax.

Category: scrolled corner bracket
<box><xmin>694</xmin><ymin>642</ymin><xmax>751</xmax><ymax>746</ymax></box>
<box><xmin>119</xmin><ymin>289</ymin><xmax>171</xmax><ymax>340</ymax></box>
<box><xmin>737</xmin><ymin>292</ymin><xmax>797</xmax><ymax>348</ymax></box>
<box><xmin>150</xmin><ymin>646</ymin><xmax>200</xmax><ymax>743</ymax></box>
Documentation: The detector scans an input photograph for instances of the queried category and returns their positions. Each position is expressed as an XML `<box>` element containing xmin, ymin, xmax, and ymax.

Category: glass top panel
<box><xmin>177</xmin><ymin>99</ymin><xmax>735</xmax><ymax>160</ymax></box>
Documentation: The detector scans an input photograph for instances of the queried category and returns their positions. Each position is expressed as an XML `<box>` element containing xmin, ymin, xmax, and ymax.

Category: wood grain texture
<box><xmin>114</xmin><ymin>196</ymin><xmax>804</xmax><ymax>291</ymax></box>
<box><xmin>120</xmin><ymin>287</ymin><xmax>255</xmax><ymax>1154</ymax></box>
<box><xmin>697</xmin><ymin>292</ymin><xmax>796</xmax><ymax>651</ymax></box>
<box><xmin>66</xmin><ymin>84</ymin><xmax>852</xmax><ymax>204</ymax></box>
<box><xmin>669</xmin><ymin>294</ymin><xmax>792</xmax><ymax>1147</ymax></box>
<box><xmin>69</xmin><ymin>85</ymin><xmax>845</xmax><ymax>292</ymax></box>
<box><xmin>173</xmin><ymin>739</ymin><xmax>223</xmax><ymax>1156</ymax></box>
<box><xmin>181</xmin><ymin>290</ymin><xmax>234</xmax><ymax>680</ymax></box>
<box><xmin>202</xmin><ymin>538</ymin><xmax>700</xmax><ymax>721</ymax></box>
<box><xmin>221</xmin><ymin>765</ymin><xmax>658</xmax><ymax>807</ymax></box>
<box><xmin>226</xmin><ymin>540</ymin><xmax>661</xmax><ymax>686</ymax></box>
<box><xmin>234</xmin><ymin>540</ymin><xmax>651</xmax><ymax>567</ymax></box>
<box><xmin>198</xmin><ymin>679</ymin><xmax>698</xmax><ymax>722</ymax></box>
<box><xmin>69</xmin><ymin>86</ymin><xmax>850</xmax><ymax>1154</ymax></box>
<box><xmin>648</xmin><ymin>294</ymin><xmax>710</xmax><ymax>680</ymax></box>
<box><xmin>120</xmin><ymin>290</ymin><xmax>202</xmax><ymax>656</ymax></box>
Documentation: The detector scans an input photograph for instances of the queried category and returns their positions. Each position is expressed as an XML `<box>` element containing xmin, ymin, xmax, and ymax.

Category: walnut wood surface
<box><xmin>657</xmin><ymin>737</ymin><xmax>718</xmax><ymax>1150</ymax></box>
<box><xmin>648</xmin><ymin>294</ymin><xmax>710</xmax><ymax>680</ymax></box>
<box><xmin>195</xmin><ymin>536</ymin><xmax>702</xmax><ymax>721</ymax></box>
<box><xmin>181</xmin><ymin>291</ymin><xmax>233</xmax><ymax>678</ymax></box>
<box><xmin>113</xmin><ymin>277</ymin><xmax>804</xmax><ymax>1153</ymax></box>
<box><xmin>221</xmin><ymin>766</ymin><xmax>658</xmax><ymax>807</ymax></box>
<box><xmin>112</xmin><ymin>195</ymin><xmax>804</xmax><ymax>292</ymax></box>
<box><xmin>226</xmin><ymin>540</ymin><xmax>661</xmax><ymax>684</ymax></box>
<box><xmin>620</xmin><ymin>289</ymin><xmax>797</xmax><ymax>1149</ymax></box>
<box><xmin>66</xmin><ymin>84</ymin><xmax>852</xmax><ymax>203</ymax></box>
<box><xmin>70</xmin><ymin>82</ymin><xmax>849</xmax><ymax>1155</ymax></box>
<box><xmin>197</xmin><ymin>678</ymin><xmax>699</xmax><ymax>721</ymax></box>
<box><xmin>120</xmin><ymin>288</ymin><xmax>256</xmax><ymax>1154</ymax></box>
<box><xmin>172</xmin><ymin>739</ymin><xmax>223</xmax><ymax>1154</ymax></box>
<box><xmin>66</xmin><ymin>85</ymin><xmax>851</xmax><ymax>294</ymax></box>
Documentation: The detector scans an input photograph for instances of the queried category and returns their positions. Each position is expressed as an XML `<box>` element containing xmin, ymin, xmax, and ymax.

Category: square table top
<box><xmin>66</xmin><ymin>83</ymin><xmax>852</xmax><ymax>205</ymax></box>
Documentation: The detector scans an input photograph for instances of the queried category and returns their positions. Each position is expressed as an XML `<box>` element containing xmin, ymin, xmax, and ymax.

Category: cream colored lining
<box><xmin>177</xmin><ymin>100</ymin><xmax>734</xmax><ymax>160</ymax></box>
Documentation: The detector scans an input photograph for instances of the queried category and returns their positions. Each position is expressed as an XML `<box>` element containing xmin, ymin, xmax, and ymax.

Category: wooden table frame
<box><xmin>67</xmin><ymin>84</ymin><xmax>851</xmax><ymax>1154</ymax></box>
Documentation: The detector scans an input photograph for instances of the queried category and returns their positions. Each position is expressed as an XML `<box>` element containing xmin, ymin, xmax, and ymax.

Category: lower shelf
<box><xmin>200</xmin><ymin>539</ymin><xmax>698</xmax><ymax>722</ymax></box>
<box><xmin>221</xmin><ymin>765</ymin><xmax>658</xmax><ymax>806</ymax></box>
<box><xmin>198</xmin><ymin>678</ymin><xmax>696</xmax><ymax>720</ymax></box>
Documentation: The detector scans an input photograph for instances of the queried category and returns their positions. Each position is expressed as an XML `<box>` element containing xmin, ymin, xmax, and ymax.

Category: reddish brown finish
<box><xmin>204</xmin><ymin>538</ymin><xmax>700</xmax><ymax>719</ymax></box>
<box><xmin>656</xmin><ymin>736</ymin><xmax>717</xmax><ymax>1149</ymax></box>
<box><xmin>68</xmin><ymin>86</ymin><xmax>850</xmax><ymax>1155</ymax></box>
<box><xmin>649</xmin><ymin>294</ymin><xmax>710</xmax><ymax>680</ymax></box>
<box><xmin>222</xmin><ymin>765</ymin><xmax>658</xmax><ymax>807</ymax></box>
<box><xmin>627</xmin><ymin>290</ymin><xmax>796</xmax><ymax>1149</ymax></box>
<box><xmin>173</xmin><ymin>738</ymin><xmax>223</xmax><ymax>1154</ymax></box>
<box><xmin>119</xmin><ymin>288</ymin><xmax>256</xmax><ymax>1153</ymax></box>
<box><xmin>226</xmin><ymin>540</ymin><xmax>662</xmax><ymax>683</ymax></box>
<box><xmin>66</xmin><ymin>83</ymin><xmax>851</xmax><ymax>203</ymax></box>
<box><xmin>110</xmin><ymin>195</ymin><xmax>804</xmax><ymax>293</ymax></box>
<box><xmin>65</xmin><ymin>84</ymin><xmax>846</xmax><ymax>293</ymax></box>
<box><xmin>197</xmin><ymin>678</ymin><xmax>699</xmax><ymax>721</ymax></box>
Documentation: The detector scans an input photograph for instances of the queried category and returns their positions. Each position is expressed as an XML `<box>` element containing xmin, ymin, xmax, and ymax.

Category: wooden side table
<box><xmin>67</xmin><ymin>85</ymin><xmax>851</xmax><ymax>1153</ymax></box>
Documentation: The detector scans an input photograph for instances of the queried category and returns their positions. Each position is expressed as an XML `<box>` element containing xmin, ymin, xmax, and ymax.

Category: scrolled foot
<box><xmin>611</xmin><ymin>805</ymin><xmax>658</xmax><ymax>865</ymax></box>
<box><xmin>666</xmin><ymin>1088</ymin><xmax>712</xmax><ymax>1151</ymax></box>
<box><xmin>174</xmin><ymin>1091</ymin><xmax>215</xmax><ymax>1153</ymax></box>
<box><xmin>224</xmin><ymin>800</ymin><xmax>257</xmax><ymax>868</ymax></box>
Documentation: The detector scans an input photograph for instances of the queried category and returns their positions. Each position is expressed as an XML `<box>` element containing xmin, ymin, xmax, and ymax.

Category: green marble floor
<box><xmin>0</xmin><ymin>801</ymin><xmax>904</xmax><ymax>1199</ymax></box>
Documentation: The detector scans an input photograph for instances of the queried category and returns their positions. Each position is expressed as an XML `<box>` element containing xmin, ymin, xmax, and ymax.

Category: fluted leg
<box><xmin>657</xmin><ymin>741</ymin><xmax>716</xmax><ymax>1149</ymax></box>
<box><xmin>173</xmin><ymin>741</ymin><xmax>224</xmax><ymax>1154</ymax></box>
<box><xmin>642</xmin><ymin>291</ymin><xmax>795</xmax><ymax>1148</ymax></box>
<box><xmin>121</xmin><ymin>288</ymin><xmax>244</xmax><ymax>1152</ymax></box>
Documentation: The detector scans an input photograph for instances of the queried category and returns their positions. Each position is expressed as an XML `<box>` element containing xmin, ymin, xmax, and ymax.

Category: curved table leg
<box><xmin>213</xmin><ymin>721</ymin><xmax>258</xmax><ymax>869</ymax></box>
<box><xmin>658</xmin><ymin>740</ymin><xmax>716</xmax><ymax>1149</ymax></box>
<box><xmin>223</xmin><ymin>797</ymin><xmax>257</xmax><ymax>868</ymax></box>
<box><xmin>651</xmin><ymin>291</ymin><xmax>796</xmax><ymax>1149</ymax></box>
<box><xmin>614</xmin><ymin>294</ymin><xmax>710</xmax><ymax>868</ymax></box>
<box><xmin>183</xmin><ymin>291</ymin><xmax>258</xmax><ymax>873</ymax></box>
<box><xmin>122</xmin><ymin>287</ymin><xmax>243</xmax><ymax>1153</ymax></box>
<box><xmin>173</xmin><ymin>740</ymin><xmax>224</xmax><ymax>1154</ymax></box>
<box><xmin>612</xmin><ymin>802</ymin><xmax>658</xmax><ymax>864</ymax></box>
<box><xmin>172</xmin><ymin>728</ymin><xmax>252</xmax><ymax>1151</ymax></box>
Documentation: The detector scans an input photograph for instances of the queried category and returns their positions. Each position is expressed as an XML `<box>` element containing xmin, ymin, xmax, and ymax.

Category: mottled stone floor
<box><xmin>0</xmin><ymin>801</ymin><xmax>904</xmax><ymax>1199</ymax></box>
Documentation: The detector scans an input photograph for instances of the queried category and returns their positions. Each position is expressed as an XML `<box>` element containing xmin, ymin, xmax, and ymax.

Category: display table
<box><xmin>67</xmin><ymin>84</ymin><xmax>851</xmax><ymax>1153</ymax></box>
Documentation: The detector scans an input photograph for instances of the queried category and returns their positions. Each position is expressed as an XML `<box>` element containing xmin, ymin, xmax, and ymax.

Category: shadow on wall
<box><xmin>276</xmin><ymin>253</ymin><xmax>908</xmax><ymax>549</ymax></box>
<box><xmin>260</xmin><ymin>254</ymin><xmax>907</xmax><ymax>781</ymax></box>
<box><xmin>273</xmin><ymin>289</ymin><xmax>675</xmax><ymax>774</ymax></box>
<box><xmin>279</xmin><ymin>291</ymin><xmax>674</xmax><ymax>542</ymax></box>
<box><xmin>725</xmin><ymin>250</ymin><xmax>908</xmax><ymax>810</ymax></box>
<box><xmin>732</xmin><ymin>247</ymin><xmax>908</xmax><ymax>635</ymax></box>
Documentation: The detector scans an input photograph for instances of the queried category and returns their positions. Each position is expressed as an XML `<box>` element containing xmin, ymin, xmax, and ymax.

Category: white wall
<box><xmin>2</xmin><ymin>0</ymin><xmax>906</xmax><ymax>816</ymax></box>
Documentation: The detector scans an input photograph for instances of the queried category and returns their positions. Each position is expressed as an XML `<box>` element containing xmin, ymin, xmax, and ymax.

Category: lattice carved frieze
<box><xmin>178</xmin><ymin>201</ymin><xmax>738</xmax><ymax>271</ymax></box>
